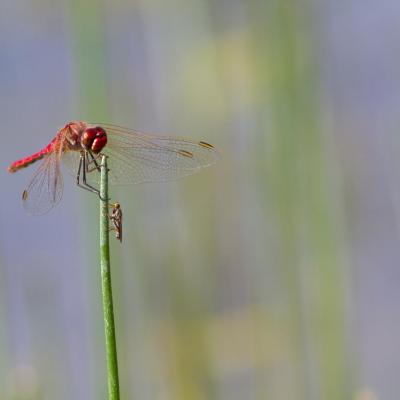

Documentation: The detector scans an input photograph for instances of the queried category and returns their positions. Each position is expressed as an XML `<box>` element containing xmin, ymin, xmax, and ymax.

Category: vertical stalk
<box><xmin>100</xmin><ymin>155</ymin><xmax>120</xmax><ymax>400</ymax></box>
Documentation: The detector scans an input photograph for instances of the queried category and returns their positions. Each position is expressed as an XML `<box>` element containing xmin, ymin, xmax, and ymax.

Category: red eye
<box><xmin>82</xmin><ymin>127</ymin><xmax>107</xmax><ymax>153</ymax></box>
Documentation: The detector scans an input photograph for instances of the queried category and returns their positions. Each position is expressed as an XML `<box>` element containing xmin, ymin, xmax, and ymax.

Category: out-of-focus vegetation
<box><xmin>1</xmin><ymin>0</ymin><xmax>398</xmax><ymax>399</ymax></box>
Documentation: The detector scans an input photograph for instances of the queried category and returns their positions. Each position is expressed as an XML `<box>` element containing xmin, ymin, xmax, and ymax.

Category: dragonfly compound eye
<box><xmin>82</xmin><ymin>127</ymin><xmax>108</xmax><ymax>154</ymax></box>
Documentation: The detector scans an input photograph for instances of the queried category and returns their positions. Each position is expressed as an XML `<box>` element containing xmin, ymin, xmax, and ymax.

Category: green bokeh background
<box><xmin>1</xmin><ymin>1</ymin><xmax>397</xmax><ymax>399</ymax></box>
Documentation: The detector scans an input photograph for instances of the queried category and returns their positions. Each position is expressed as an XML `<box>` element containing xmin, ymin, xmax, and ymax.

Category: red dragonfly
<box><xmin>7</xmin><ymin>121</ymin><xmax>219</xmax><ymax>215</ymax></box>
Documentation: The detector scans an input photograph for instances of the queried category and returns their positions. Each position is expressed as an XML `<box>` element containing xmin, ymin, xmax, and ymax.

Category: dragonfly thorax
<box><xmin>64</xmin><ymin>121</ymin><xmax>87</xmax><ymax>151</ymax></box>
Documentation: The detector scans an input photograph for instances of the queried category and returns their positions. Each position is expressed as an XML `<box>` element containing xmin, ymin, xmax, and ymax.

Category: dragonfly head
<box><xmin>81</xmin><ymin>126</ymin><xmax>108</xmax><ymax>154</ymax></box>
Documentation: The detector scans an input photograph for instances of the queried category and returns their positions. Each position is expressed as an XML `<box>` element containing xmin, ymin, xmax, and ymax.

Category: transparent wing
<box><xmin>62</xmin><ymin>124</ymin><xmax>220</xmax><ymax>186</ymax></box>
<box><xmin>22</xmin><ymin>150</ymin><xmax>64</xmax><ymax>215</ymax></box>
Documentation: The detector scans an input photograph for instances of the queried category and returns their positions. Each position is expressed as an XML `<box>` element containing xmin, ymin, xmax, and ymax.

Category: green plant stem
<box><xmin>100</xmin><ymin>155</ymin><xmax>120</xmax><ymax>400</ymax></box>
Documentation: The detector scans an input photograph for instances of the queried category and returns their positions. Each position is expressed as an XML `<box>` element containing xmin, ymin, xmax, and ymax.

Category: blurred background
<box><xmin>0</xmin><ymin>0</ymin><xmax>398</xmax><ymax>399</ymax></box>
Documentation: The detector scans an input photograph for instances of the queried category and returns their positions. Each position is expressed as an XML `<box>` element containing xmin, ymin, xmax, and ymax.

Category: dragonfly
<box><xmin>7</xmin><ymin>121</ymin><xmax>219</xmax><ymax>215</ymax></box>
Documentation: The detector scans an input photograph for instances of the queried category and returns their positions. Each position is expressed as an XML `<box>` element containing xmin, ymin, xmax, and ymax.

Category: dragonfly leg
<box><xmin>76</xmin><ymin>153</ymin><xmax>109</xmax><ymax>201</ymax></box>
<box><xmin>76</xmin><ymin>154</ymin><xmax>87</xmax><ymax>188</ymax></box>
<box><xmin>86</xmin><ymin>151</ymin><xmax>102</xmax><ymax>172</ymax></box>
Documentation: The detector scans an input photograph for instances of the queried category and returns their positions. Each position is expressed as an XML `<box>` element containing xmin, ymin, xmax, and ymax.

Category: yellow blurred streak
<box><xmin>176</xmin><ymin>29</ymin><xmax>257</xmax><ymax>122</ymax></box>
<box><xmin>6</xmin><ymin>365</ymin><xmax>41</xmax><ymax>400</ymax></box>
<box><xmin>355</xmin><ymin>389</ymin><xmax>378</xmax><ymax>400</ymax></box>
<box><xmin>134</xmin><ymin>305</ymin><xmax>294</xmax><ymax>399</ymax></box>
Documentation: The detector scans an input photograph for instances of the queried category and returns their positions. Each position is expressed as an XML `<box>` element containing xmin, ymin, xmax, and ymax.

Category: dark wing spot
<box><xmin>178</xmin><ymin>150</ymin><xmax>194</xmax><ymax>158</ymax></box>
<box><xmin>198</xmin><ymin>141</ymin><xmax>214</xmax><ymax>149</ymax></box>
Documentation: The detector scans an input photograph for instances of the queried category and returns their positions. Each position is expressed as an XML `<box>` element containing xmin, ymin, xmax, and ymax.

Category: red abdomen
<box><xmin>7</xmin><ymin>141</ymin><xmax>54</xmax><ymax>173</ymax></box>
